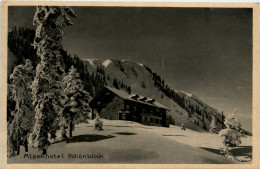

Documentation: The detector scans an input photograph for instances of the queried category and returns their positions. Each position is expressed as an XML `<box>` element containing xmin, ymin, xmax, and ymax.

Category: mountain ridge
<box><xmin>83</xmin><ymin>58</ymin><xmax>227</xmax><ymax>132</ymax></box>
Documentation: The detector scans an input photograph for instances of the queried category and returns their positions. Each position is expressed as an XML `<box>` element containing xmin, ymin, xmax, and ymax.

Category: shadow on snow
<box><xmin>199</xmin><ymin>146</ymin><xmax>252</xmax><ymax>160</ymax></box>
<box><xmin>114</xmin><ymin>132</ymin><xmax>137</xmax><ymax>135</ymax></box>
<box><xmin>53</xmin><ymin>134</ymin><xmax>116</xmax><ymax>144</ymax></box>
<box><xmin>162</xmin><ymin>135</ymin><xmax>186</xmax><ymax>137</ymax></box>
<box><xmin>230</xmin><ymin>146</ymin><xmax>252</xmax><ymax>159</ymax></box>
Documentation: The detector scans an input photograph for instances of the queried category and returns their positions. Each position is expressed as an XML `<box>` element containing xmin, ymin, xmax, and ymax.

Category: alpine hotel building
<box><xmin>90</xmin><ymin>86</ymin><xmax>170</xmax><ymax>127</ymax></box>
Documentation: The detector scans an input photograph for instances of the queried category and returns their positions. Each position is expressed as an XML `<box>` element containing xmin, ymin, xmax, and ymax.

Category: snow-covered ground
<box><xmin>8</xmin><ymin>120</ymin><xmax>252</xmax><ymax>164</ymax></box>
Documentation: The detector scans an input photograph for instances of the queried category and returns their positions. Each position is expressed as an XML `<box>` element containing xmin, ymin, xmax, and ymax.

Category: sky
<box><xmin>8</xmin><ymin>6</ymin><xmax>252</xmax><ymax>131</ymax></box>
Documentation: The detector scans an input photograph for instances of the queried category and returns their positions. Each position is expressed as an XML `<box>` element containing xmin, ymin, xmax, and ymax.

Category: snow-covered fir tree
<box><xmin>181</xmin><ymin>122</ymin><xmax>186</xmax><ymax>130</ymax></box>
<box><xmin>209</xmin><ymin>115</ymin><xmax>218</xmax><ymax>134</ymax></box>
<box><xmin>8</xmin><ymin>59</ymin><xmax>35</xmax><ymax>157</ymax></box>
<box><xmin>59</xmin><ymin>66</ymin><xmax>90</xmax><ymax>138</ymax></box>
<box><xmin>219</xmin><ymin>108</ymin><xmax>242</xmax><ymax>158</ymax></box>
<box><xmin>30</xmin><ymin>6</ymin><xmax>76</xmax><ymax>155</ymax></box>
<box><xmin>223</xmin><ymin>109</ymin><xmax>241</xmax><ymax>131</ymax></box>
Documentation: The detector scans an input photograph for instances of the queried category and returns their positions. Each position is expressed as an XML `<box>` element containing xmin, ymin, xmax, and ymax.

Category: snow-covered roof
<box><xmin>147</xmin><ymin>98</ymin><xmax>155</xmax><ymax>103</ymax></box>
<box><xmin>105</xmin><ymin>86</ymin><xmax>170</xmax><ymax>110</ymax></box>
<box><xmin>131</xmin><ymin>94</ymin><xmax>139</xmax><ymax>99</ymax></box>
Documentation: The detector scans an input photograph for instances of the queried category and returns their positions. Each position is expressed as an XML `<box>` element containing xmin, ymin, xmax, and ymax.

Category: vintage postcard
<box><xmin>1</xmin><ymin>1</ymin><xmax>259</xmax><ymax>169</ymax></box>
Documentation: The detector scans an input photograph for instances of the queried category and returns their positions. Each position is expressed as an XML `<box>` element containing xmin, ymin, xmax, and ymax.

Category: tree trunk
<box><xmin>42</xmin><ymin>148</ymin><xmax>47</xmax><ymax>155</ymax></box>
<box><xmin>63</xmin><ymin>133</ymin><xmax>68</xmax><ymax>139</ymax></box>
<box><xmin>17</xmin><ymin>145</ymin><xmax>20</xmax><ymax>155</ymax></box>
<box><xmin>24</xmin><ymin>143</ymin><xmax>28</xmax><ymax>153</ymax></box>
<box><xmin>69</xmin><ymin>121</ymin><xmax>73</xmax><ymax>137</ymax></box>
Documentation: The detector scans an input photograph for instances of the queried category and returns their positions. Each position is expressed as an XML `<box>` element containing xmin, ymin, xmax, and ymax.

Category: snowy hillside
<box><xmin>83</xmin><ymin>59</ymin><xmax>229</xmax><ymax>132</ymax></box>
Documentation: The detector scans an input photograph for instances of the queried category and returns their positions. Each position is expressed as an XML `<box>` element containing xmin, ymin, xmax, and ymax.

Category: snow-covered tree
<box><xmin>224</xmin><ymin>109</ymin><xmax>241</xmax><ymax>131</ymax></box>
<box><xmin>59</xmin><ymin>66</ymin><xmax>90</xmax><ymax>138</ymax></box>
<box><xmin>181</xmin><ymin>122</ymin><xmax>186</xmax><ymax>130</ymax></box>
<box><xmin>94</xmin><ymin>113</ymin><xmax>103</xmax><ymax>131</ymax></box>
<box><xmin>209</xmin><ymin>115</ymin><xmax>218</xmax><ymax>134</ymax></box>
<box><xmin>8</xmin><ymin>59</ymin><xmax>35</xmax><ymax>157</ymax></box>
<box><xmin>219</xmin><ymin>108</ymin><xmax>242</xmax><ymax>158</ymax></box>
<box><xmin>141</xmin><ymin>81</ymin><xmax>146</xmax><ymax>88</ymax></box>
<box><xmin>30</xmin><ymin>6</ymin><xmax>75</xmax><ymax>155</ymax></box>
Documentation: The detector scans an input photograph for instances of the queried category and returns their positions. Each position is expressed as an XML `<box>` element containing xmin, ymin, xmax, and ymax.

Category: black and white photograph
<box><xmin>1</xmin><ymin>2</ymin><xmax>259</xmax><ymax>167</ymax></box>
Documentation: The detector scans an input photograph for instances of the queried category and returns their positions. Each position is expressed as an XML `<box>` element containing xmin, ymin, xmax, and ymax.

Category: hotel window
<box><xmin>142</xmin><ymin>109</ymin><xmax>146</xmax><ymax>113</ymax></box>
<box><xmin>122</xmin><ymin>114</ymin><xmax>126</xmax><ymax>120</ymax></box>
<box><xmin>150</xmin><ymin>118</ymin><xmax>154</xmax><ymax>123</ymax></box>
<box><xmin>155</xmin><ymin>119</ymin><xmax>159</xmax><ymax>124</ymax></box>
<box><xmin>133</xmin><ymin>107</ymin><xmax>137</xmax><ymax>112</ymax></box>
<box><xmin>133</xmin><ymin>116</ymin><xmax>137</xmax><ymax>121</ymax></box>
<box><xmin>144</xmin><ymin>116</ymin><xmax>148</xmax><ymax>121</ymax></box>
<box><xmin>125</xmin><ymin>105</ymin><xmax>129</xmax><ymax>111</ymax></box>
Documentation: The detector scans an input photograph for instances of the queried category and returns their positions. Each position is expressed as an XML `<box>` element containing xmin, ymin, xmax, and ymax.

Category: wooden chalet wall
<box><xmin>124</xmin><ymin>100</ymin><xmax>167</xmax><ymax>127</ymax></box>
<box><xmin>100</xmin><ymin>96</ymin><xmax>124</xmax><ymax>120</ymax></box>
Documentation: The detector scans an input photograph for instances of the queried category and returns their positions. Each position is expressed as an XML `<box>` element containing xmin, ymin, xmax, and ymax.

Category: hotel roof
<box><xmin>104</xmin><ymin>86</ymin><xmax>170</xmax><ymax>110</ymax></box>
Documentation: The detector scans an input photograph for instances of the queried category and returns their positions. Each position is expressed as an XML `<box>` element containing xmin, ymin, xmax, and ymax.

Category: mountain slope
<box><xmin>83</xmin><ymin>59</ymin><xmax>225</xmax><ymax>132</ymax></box>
